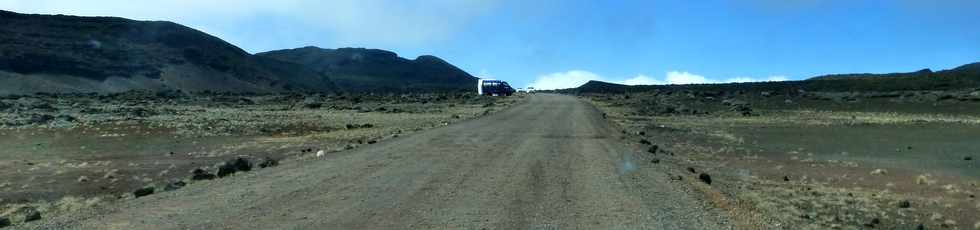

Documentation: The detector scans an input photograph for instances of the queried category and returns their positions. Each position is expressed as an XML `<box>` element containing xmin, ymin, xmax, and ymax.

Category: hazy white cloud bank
<box><xmin>528</xmin><ymin>70</ymin><xmax>789</xmax><ymax>90</ymax></box>
<box><xmin>0</xmin><ymin>0</ymin><xmax>498</xmax><ymax>48</ymax></box>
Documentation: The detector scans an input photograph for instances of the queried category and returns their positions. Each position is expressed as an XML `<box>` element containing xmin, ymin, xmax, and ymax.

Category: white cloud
<box><xmin>530</xmin><ymin>70</ymin><xmax>791</xmax><ymax>89</ymax></box>
<box><xmin>0</xmin><ymin>0</ymin><xmax>498</xmax><ymax>49</ymax></box>
<box><xmin>725</xmin><ymin>75</ymin><xmax>789</xmax><ymax>83</ymax></box>
<box><xmin>528</xmin><ymin>70</ymin><xmax>604</xmax><ymax>90</ymax></box>
<box><xmin>620</xmin><ymin>74</ymin><xmax>665</xmax><ymax>85</ymax></box>
<box><xmin>767</xmin><ymin>75</ymin><xmax>789</xmax><ymax>81</ymax></box>
<box><xmin>665</xmin><ymin>71</ymin><xmax>713</xmax><ymax>84</ymax></box>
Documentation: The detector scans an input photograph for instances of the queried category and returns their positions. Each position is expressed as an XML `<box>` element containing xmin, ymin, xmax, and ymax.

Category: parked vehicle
<box><xmin>477</xmin><ymin>79</ymin><xmax>515</xmax><ymax>96</ymax></box>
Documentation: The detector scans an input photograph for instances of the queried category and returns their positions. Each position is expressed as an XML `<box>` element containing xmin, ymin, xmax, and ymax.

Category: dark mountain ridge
<box><xmin>569</xmin><ymin>62</ymin><xmax>980</xmax><ymax>94</ymax></box>
<box><xmin>0</xmin><ymin>10</ymin><xmax>339</xmax><ymax>95</ymax></box>
<box><xmin>0</xmin><ymin>10</ymin><xmax>480</xmax><ymax>95</ymax></box>
<box><xmin>257</xmin><ymin>46</ymin><xmax>478</xmax><ymax>92</ymax></box>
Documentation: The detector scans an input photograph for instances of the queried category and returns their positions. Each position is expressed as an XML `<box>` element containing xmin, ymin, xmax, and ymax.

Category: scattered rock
<box><xmin>870</xmin><ymin>168</ymin><xmax>888</xmax><ymax>175</ymax></box>
<box><xmin>783</xmin><ymin>176</ymin><xmax>790</xmax><ymax>182</ymax></box>
<box><xmin>216</xmin><ymin>163</ymin><xmax>237</xmax><ymax>178</ymax></box>
<box><xmin>77</xmin><ymin>176</ymin><xmax>90</xmax><ymax>183</ymax></box>
<box><xmin>639</xmin><ymin>139</ymin><xmax>652</xmax><ymax>145</ymax></box>
<box><xmin>651</xmin><ymin>159</ymin><xmax>660</xmax><ymax>164</ymax></box>
<box><xmin>258</xmin><ymin>157</ymin><xmax>279</xmax><ymax>168</ymax></box>
<box><xmin>930</xmin><ymin>212</ymin><xmax>944</xmax><ymax>221</ymax></box>
<box><xmin>966</xmin><ymin>156</ymin><xmax>973</xmax><ymax>161</ymax></box>
<box><xmin>190</xmin><ymin>168</ymin><xmax>216</xmax><ymax>181</ymax></box>
<box><xmin>164</xmin><ymin>180</ymin><xmax>186</xmax><ymax>191</ymax></box>
<box><xmin>898</xmin><ymin>200</ymin><xmax>911</xmax><ymax>208</ymax></box>
<box><xmin>133</xmin><ymin>186</ymin><xmax>154</xmax><ymax>198</ymax></box>
<box><xmin>28</xmin><ymin>114</ymin><xmax>55</xmax><ymax>124</ymax></box>
<box><xmin>698</xmin><ymin>173</ymin><xmax>712</xmax><ymax>185</ymax></box>
<box><xmin>637</xmin><ymin>131</ymin><xmax>646</xmax><ymax>136</ymax></box>
<box><xmin>687</xmin><ymin>167</ymin><xmax>697</xmax><ymax>174</ymax></box>
<box><xmin>669</xmin><ymin>175</ymin><xmax>683</xmax><ymax>181</ymax></box>
<box><xmin>367</xmin><ymin>140</ymin><xmax>378</xmax><ymax>144</ymax></box>
<box><xmin>13</xmin><ymin>206</ymin><xmax>41</xmax><ymax>223</ymax></box>
<box><xmin>0</xmin><ymin>216</ymin><xmax>10</xmax><ymax>228</ymax></box>
<box><xmin>942</xmin><ymin>220</ymin><xmax>957</xmax><ymax>228</ymax></box>
<box><xmin>228</xmin><ymin>157</ymin><xmax>253</xmax><ymax>172</ymax></box>
<box><xmin>647</xmin><ymin>145</ymin><xmax>659</xmax><ymax>154</ymax></box>
<box><xmin>916</xmin><ymin>174</ymin><xmax>937</xmax><ymax>185</ymax></box>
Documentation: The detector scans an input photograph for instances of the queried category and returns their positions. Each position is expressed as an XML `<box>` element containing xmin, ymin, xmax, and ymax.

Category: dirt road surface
<box><xmin>26</xmin><ymin>94</ymin><xmax>731</xmax><ymax>229</ymax></box>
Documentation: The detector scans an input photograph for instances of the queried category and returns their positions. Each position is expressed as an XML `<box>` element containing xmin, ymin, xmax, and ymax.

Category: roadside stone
<box><xmin>190</xmin><ymin>168</ymin><xmax>216</xmax><ymax>181</ymax></box>
<box><xmin>164</xmin><ymin>180</ymin><xmax>186</xmax><ymax>191</ymax></box>
<box><xmin>216</xmin><ymin>163</ymin><xmax>237</xmax><ymax>178</ymax></box>
<box><xmin>698</xmin><ymin>173</ymin><xmax>712</xmax><ymax>185</ymax></box>
<box><xmin>898</xmin><ymin>200</ymin><xmax>911</xmax><ymax>208</ymax></box>
<box><xmin>258</xmin><ymin>157</ymin><xmax>279</xmax><ymax>168</ymax></box>
<box><xmin>133</xmin><ymin>186</ymin><xmax>154</xmax><ymax>198</ymax></box>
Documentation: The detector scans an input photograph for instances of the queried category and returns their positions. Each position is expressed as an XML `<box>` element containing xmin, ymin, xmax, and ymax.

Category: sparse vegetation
<box><xmin>581</xmin><ymin>76</ymin><xmax>980</xmax><ymax>229</ymax></box>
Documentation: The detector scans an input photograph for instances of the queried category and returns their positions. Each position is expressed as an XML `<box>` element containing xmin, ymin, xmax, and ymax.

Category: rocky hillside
<box><xmin>257</xmin><ymin>47</ymin><xmax>478</xmax><ymax>92</ymax></box>
<box><xmin>0</xmin><ymin>10</ymin><xmax>337</xmax><ymax>95</ymax></box>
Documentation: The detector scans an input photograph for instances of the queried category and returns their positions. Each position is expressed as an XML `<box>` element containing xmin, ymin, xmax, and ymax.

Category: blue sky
<box><xmin>4</xmin><ymin>0</ymin><xmax>979</xmax><ymax>89</ymax></box>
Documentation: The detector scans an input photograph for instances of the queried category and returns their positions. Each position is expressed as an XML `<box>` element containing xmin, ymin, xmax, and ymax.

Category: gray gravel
<box><xmin>23</xmin><ymin>94</ymin><xmax>731</xmax><ymax>229</ymax></box>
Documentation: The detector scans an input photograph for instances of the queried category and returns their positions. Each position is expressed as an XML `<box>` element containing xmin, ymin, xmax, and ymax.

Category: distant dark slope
<box><xmin>0</xmin><ymin>10</ymin><xmax>337</xmax><ymax>95</ymax></box>
<box><xmin>257</xmin><ymin>46</ymin><xmax>478</xmax><ymax>92</ymax></box>
<box><xmin>569</xmin><ymin>62</ymin><xmax>980</xmax><ymax>94</ymax></box>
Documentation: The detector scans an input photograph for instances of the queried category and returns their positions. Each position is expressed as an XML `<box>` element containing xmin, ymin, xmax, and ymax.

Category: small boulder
<box><xmin>698</xmin><ymin>173</ymin><xmax>712</xmax><ymax>185</ymax></box>
<box><xmin>0</xmin><ymin>216</ymin><xmax>10</xmax><ymax>228</ymax></box>
<box><xmin>216</xmin><ymin>163</ymin><xmax>237</xmax><ymax>178</ymax></box>
<box><xmin>639</xmin><ymin>139</ymin><xmax>651</xmax><ymax>145</ymax></box>
<box><xmin>133</xmin><ymin>186</ymin><xmax>154</xmax><ymax>198</ymax></box>
<box><xmin>258</xmin><ymin>157</ymin><xmax>279</xmax><ymax>168</ymax></box>
<box><xmin>783</xmin><ymin>176</ymin><xmax>790</xmax><ymax>182</ymax></box>
<box><xmin>229</xmin><ymin>157</ymin><xmax>253</xmax><ymax>172</ymax></box>
<box><xmin>647</xmin><ymin>145</ymin><xmax>659</xmax><ymax>154</ymax></box>
<box><xmin>190</xmin><ymin>168</ymin><xmax>216</xmax><ymax>181</ymax></box>
<box><xmin>164</xmin><ymin>181</ymin><xmax>186</xmax><ymax>191</ymax></box>
<box><xmin>966</xmin><ymin>156</ymin><xmax>973</xmax><ymax>161</ymax></box>
<box><xmin>13</xmin><ymin>206</ymin><xmax>41</xmax><ymax>223</ymax></box>
<box><xmin>898</xmin><ymin>200</ymin><xmax>911</xmax><ymax>208</ymax></box>
<box><xmin>687</xmin><ymin>167</ymin><xmax>697</xmax><ymax>174</ymax></box>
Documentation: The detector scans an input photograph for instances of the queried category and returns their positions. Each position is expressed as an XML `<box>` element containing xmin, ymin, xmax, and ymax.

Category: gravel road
<box><xmin>26</xmin><ymin>94</ymin><xmax>731</xmax><ymax>229</ymax></box>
